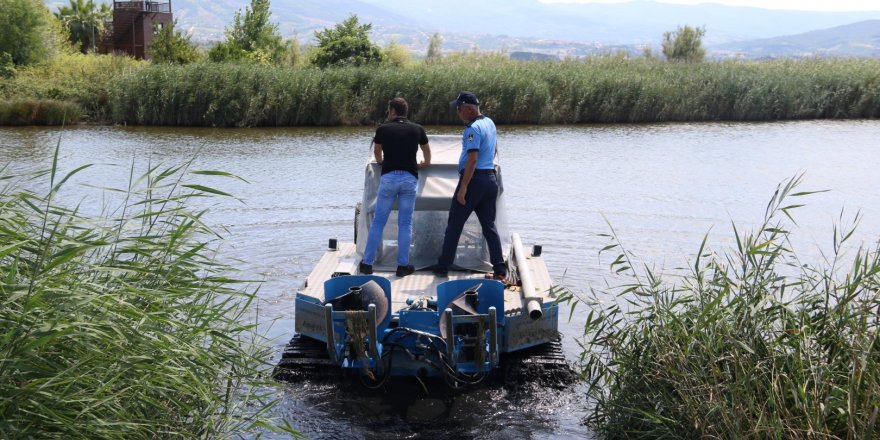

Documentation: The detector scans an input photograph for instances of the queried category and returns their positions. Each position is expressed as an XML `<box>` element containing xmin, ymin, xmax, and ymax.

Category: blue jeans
<box><xmin>363</xmin><ymin>171</ymin><xmax>418</xmax><ymax>266</ymax></box>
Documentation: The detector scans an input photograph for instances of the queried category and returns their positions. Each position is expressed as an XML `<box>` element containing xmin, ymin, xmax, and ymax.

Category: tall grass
<box><xmin>0</xmin><ymin>53</ymin><xmax>145</xmax><ymax>122</ymax></box>
<box><xmin>2</xmin><ymin>55</ymin><xmax>878</xmax><ymax>126</ymax></box>
<box><xmin>563</xmin><ymin>175</ymin><xmax>880</xmax><ymax>438</ymax></box>
<box><xmin>0</xmin><ymin>99</ymin><xmax>82</xmax><ymax>125</ymax></box>
<box><xmin>108</xmin><ymin>57</ymin><xmax>880</xmax><ymax>126</ymax></box>
<box><xmin>0</xmin><ymin>143</ymin><xmax>295</xmax><ymax>438</ymax></box>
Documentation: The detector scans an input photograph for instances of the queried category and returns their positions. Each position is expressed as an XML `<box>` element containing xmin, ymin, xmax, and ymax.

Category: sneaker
<box><xmin>358</xmin><ymin>261</ymin><xmax>373</xmax><ymax>275</ymax></box>
<box><xmin>396</xmin><ymin>265</ymin><xmax>415</xmax><ymax>277</ymax></box>
<box><xmin>432</xmin><ymin>265</ymin><xmax>449</xmax><ymax>277</ymax></box>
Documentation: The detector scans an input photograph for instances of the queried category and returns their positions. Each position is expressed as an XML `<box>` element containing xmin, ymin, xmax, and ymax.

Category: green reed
<box><xmin>561</xmin><ymin>174</ymin><xmax>880</xmax><ymax>439</ymax></box>
<box><xmin>2</xmin><ymin>55</ymin><xmax>877</xmax><ymax>126</ymax></box>
<box><xmin>0</xmin><ymin>99</ymin><xmax>82</xmax><ymax>125</ymax></box>
<box><xmin>0</xmin><ymin>53</ymin><xmax>144</xmax><ymax>123</ymax></box>
<box><xmin>105</xmin><ymin>57</ymin><xmax>880</xmax><ymax>127</ymax></box>
<box><xmin>0</xmin><ymin>143</ymin><xmax>296</xmax><ymax>438</ymax></box>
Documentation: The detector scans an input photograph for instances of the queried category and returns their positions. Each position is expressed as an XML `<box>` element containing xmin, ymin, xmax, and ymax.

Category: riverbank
<box><xmin>565</xmin><ymin>175</ymin><xmax>880</xmax><ymax>439</ymax></box>
<box><xmin>0</xmin><ymin>99</ymin><xmax>82</xmax><ymax>125</ymax></box>
<box><xmin>1</xmin><ymin>53</ymin><xmax>879</xmax><ymax>126</ymax></box>
<box><xmin>0</xmin><ymin>149</ymin><xmax>296</xmax><ymax>438</ymax></box>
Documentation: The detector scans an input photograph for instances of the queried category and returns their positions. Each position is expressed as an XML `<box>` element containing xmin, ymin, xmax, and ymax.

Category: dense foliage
<box><xmin>208</xmin><ymin>0</ymin><xmax>284</xmax><ymax>64</ymax></box>
<box><xmin>662</xmin><ymin>25</ymin><xmax>707</xmax><ymax>62</ymax></box>
<box><xmin>0</xmin><ymin>0</ymin><xmax>59</xmax><ymax>66</ymax></box>
<box><xmin>148</xmin><ymin>20</ymin><xmax>201</xmax><ymax>64</ymax></box>
<box><xmin>3</xmin><ymin>7</ymin><xmax>878</xmax><ymax>126</ymax></box>
<box><xmin>2</xmin><ymin>51</ymin><xmax>879</xmax><ymax>126</ymax></box>
<box><xmin>382</xmin><ymin>39</ymin><xmax>413</xmax><ymax>68</ymax></box>
<box><xmin>54</xmin><ymin>0</ymin><xmax>111</xmax><ymax>54</ymax></box>
<box><xmin>0</xmin><ymin>53</ymin><xmax>15</xmax><ymax>79</ymax></box>
<box><xmin>0</xmin><ymin>99</ymin><xmax>82</xmax><ymax>124</ymax></box>
<box><xmin>0</xmin><ymin>53</ymin><xmax>144</xmax><ymax>121</ymax></box>
<box><xmin>563</xmin><ymin>175</ymin><xmax>880</xmax><ymax>438</ymax></box>
<box><xmin>0</xmin><ymin>147</ymin><xmax>294</xmax><ymax>438</ymax></box>
<box><xmin>426</xmin><ymin>33</ymin><xmax>443</xmax><ymax>64</ymax></box>
<box><xmin>311</xmin><ymin>14</ymin><xmax>383</xmax><ymax>68</ymax></box>
<box><xmin>106</xmin><ymin>56</ymin><xmax>880</xmax><ymax>126</ymax></box>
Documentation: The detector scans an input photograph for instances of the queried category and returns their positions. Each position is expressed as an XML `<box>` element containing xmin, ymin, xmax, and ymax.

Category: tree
<box><xmin>426</xmin><ymin>32</ymin><xmax>442</xmax><ymax>64</ymax></box>
<box><xmin>662</xmin><ymin>25</ymin><xmax>707</xmax><ymax>62</ymax></box>
<box><xmin>208</xmin><ymin>0</ymin><xmax>284</xmax><ymax>64</ymax></box>
<box><xmin>148</xmin><ymin>20</ymin><xmax>200</xmax><ymax>64</ymax></box>
<box><xmin>382</xmin><ymin>38</ymin><xmax>412</xmax><ymax>67</ymax></box>
<box><xmin>0</xmin><ymin>0</ymin><xmax>57</xmax><ymax>65</ymax></box>
<box><xmin>55</xmin><ymin>0</ymin><xmax>111</xmax><ymax>54</ymax></box>
<box><xmin>0</xmin><ymin>52</ymin><xmax>15</xmax><ymax>78</ymax></box>
<box><xmin>282</xmin><ymin>37</ymin><xmax>306</xmax><ymax>67</ymax></box>
<box><xmin>311</xmin><ymin>14</ymin><xmax>382</xmax><ymax>68</ymax></box>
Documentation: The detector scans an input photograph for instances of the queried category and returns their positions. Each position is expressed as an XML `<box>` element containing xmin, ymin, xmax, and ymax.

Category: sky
<box><xmin>538</xmin><ymin>0</ymin><xmax>880</xmax><ymax>12</ymax></box>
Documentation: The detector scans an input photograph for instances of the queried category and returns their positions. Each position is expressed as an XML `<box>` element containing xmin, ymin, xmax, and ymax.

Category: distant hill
<box><xmin>712</xmin><ymin>20</ymin><xmax>880</xmax><ymax>58</ymax></box>
<box><xmin>169</xmin><ymin>0</ymin><xmax>414</xmax><ymax>42</ymax></box>
<box><xmin>510</xmin><ymin>51</ymin><xmax>561</xmax><ymax>61</ymax></box>
<box><xmin>43</xmin><ymin>0</ymin><xmax>880</xmax><ymax>58</ymax></box>
<box><xmin>353</xmin><ymin>0</ymin><xmax>880</xmax><ymax>45</ymax></box>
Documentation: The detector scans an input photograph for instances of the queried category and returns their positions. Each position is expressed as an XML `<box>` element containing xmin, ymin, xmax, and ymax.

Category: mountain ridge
<box><xmin>43</xmin><ymin>0</ymin><xmax>880</xmax><ymax>58</ymax></box>
<box><xmin>713</xmin><ymin>19</ymin><xmax>880</xmax><ymax>58</ymax></box>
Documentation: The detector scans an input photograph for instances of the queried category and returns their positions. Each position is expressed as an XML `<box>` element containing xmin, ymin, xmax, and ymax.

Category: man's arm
<box><xmin>419</xmin><ymin>143</ymin><xmax>431</xmax><ymax>168</ymax></box>
<box><xmin>457</xmin><ymin>150</ymin><xmax>477</xmax><ymax>205</ymax></box>
<box><xmin>373</xmin><ymin>142</ymin><xmax>383</xmax><ymax>164</ymax></box>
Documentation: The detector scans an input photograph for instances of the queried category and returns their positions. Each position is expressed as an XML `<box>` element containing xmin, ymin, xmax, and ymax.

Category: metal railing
<box><xmin>114</xmin><ymin>1</ymin><xmax>170</xmax><ymax>13</ymax></box>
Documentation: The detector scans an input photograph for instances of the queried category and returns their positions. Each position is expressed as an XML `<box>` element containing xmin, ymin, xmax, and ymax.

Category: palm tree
<box><xmin>56</xmin><ymin>0</ymin><xmax>111</xmax><ymax>53</ymax></box>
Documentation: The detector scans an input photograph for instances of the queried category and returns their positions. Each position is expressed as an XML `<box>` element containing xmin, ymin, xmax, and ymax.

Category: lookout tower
<box><xmin>102</xmin><ymin>1</ymin><xmax>173</xmax><ymax>59</ymax></box>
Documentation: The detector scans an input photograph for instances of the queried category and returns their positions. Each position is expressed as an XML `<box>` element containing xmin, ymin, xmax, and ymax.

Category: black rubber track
<box><xmin>273</xmin><ymin>333</ymin><xmax>578</xmax><ymax>389</ymax></box>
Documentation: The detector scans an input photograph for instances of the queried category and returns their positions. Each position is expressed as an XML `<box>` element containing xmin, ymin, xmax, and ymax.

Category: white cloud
<box><xmin>537</xmin><ymin>0</ymin><xmax>880</xmax><ymax>12</ymax></box>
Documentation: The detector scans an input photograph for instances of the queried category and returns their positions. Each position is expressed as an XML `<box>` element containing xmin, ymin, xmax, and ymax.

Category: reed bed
<box><xmin>0</xmin><ymin>53</ymin><xmax>145</xmax><ymax>122</ymax></box>
<box><xmin>2</xmin><ymin>55</ymin><xmax>878</xmax><ymax>126</ymax></box>
<box><xmin>107</xmin><ymin>57</ymin><xmax>880</xmax><ymax>127</ymax></box>
<box><xmin>562</xmin><ymin>175</ymin><xmax>880</xmax><ymax>439</ymax></box>
<box><xmin>0</xmin><ymin>99</ymin><xmax>82</xmax><ymax>125</ymax></box>
<box><xmin>0</xmin><ymin>145</ymin><xmax>294</xmax><ymax>438</ymax></box>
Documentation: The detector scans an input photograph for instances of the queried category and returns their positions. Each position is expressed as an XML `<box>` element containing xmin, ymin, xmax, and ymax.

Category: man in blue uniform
<box><xmin>360</xmin><ymin>97</ymin><xmax>431</xmax><ymax>277</ymax></box>
<box><xmin>434</xmin><ymin>91</ymin><xmax>507</xmax><ymax>280</ymax></box>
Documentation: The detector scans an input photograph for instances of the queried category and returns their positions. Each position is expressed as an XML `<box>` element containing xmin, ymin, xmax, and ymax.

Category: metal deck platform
<box><xmin>300</xmin><ymin>243</ymin><xmax>556</xmax><ymax>316</ymax></box>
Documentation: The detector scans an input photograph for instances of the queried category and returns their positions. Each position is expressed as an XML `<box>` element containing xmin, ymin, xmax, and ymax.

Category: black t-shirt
<box><xmin>373</xmin><ymin>117</ymin><xmax>429</xmax><ymax>177</ymax></box>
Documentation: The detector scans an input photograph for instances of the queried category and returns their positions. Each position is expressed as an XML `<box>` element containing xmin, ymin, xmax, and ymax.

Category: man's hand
<box><xmin>419</xmin><ymin>160</ymin><xmax>430</xmax><ymax>168</ymax></box>
<box><xmin>373</xmin><ymin>142</ymin><xmax>383</xmax><ymax>164</ymax></box>
<box><xmin>456</xmin><ymin>186</ymin><xmax>467</xmax><ymax>205</ymax></box>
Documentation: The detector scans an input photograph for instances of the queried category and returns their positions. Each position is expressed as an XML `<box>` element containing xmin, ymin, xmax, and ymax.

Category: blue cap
<box><xmin>450</xmin><ymin>91</ymin><xmax>480</xmax><ymax>106</ymax></box>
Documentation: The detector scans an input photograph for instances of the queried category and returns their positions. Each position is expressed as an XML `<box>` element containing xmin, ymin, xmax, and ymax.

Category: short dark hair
<box><xmin>388</xmin><ymin>97</ymin><xmax>408</xmax><ymax>117</ymax></box>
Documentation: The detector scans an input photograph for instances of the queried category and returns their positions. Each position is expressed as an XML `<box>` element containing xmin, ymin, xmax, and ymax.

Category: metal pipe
<box><xmin>324</xmin><ymin>304</ymin><xmax>336</xmax><ymax>363</ymax></box>
<box><xmin>444</xmin><ymin>308</ymin><xmax>455</xmax><ymax>368</ymax></box>
<box><xmin>367</xmin><ymin>304</ymin><xmax>380</xmax><ymax>373</ymax></box>
<box><xmin>488</xmin><ymin>307</ymin><xmax>498</xmax><ymax>366</ymax></box>
<box><xmin>512</xmin><ymin>233</ymin><xmax>543</xmax><ymax>320</ymax></box>
<box><xmin>474</xmin><ymin>317</ymin><xmax>484</xmax><ymax>367</ymax></box>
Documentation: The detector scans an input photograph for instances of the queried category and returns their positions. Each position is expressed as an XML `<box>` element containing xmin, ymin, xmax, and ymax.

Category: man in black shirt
<box><xmin>360</xmin><ymin>97</ymin><xmax>431</xmax><ymax>277</ymax></box>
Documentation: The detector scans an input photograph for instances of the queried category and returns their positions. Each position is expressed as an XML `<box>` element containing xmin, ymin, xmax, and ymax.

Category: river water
<box><xmin>2</xmin><ymin>121</ymin><xmax>879</xmax><ymax>439</ymax></box>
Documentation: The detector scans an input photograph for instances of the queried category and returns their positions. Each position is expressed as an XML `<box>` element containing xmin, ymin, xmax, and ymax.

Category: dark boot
<box><xmin>358</xmin><ymin>261</ymin><xmax>373</xmax><ymax>275</ymax></box>
<box><xmin>432</xmin><ymin>265</ymin><xmax>448</xmax><ymax>277</ymax></box>
<box><xmin>396</xmin><ymin>265</ymin><xmax>415</xmax><ymax>277</ymax></box>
